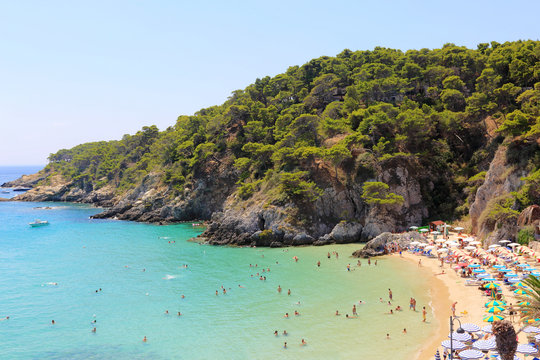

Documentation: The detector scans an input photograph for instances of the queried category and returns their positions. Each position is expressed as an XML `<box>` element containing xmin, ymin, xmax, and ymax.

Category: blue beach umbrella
<box><xmin>522</xmin><ymin>326</ymin><xmax>540</xmax><ymax>334</ymax></box>
<box><xmin>505</xmin><ymin>273</ymin><xmax>519</xmax><ymax>277</ymax></box>
<box><xmin>468</xmin><ymin>264</ymin><xmax>481</xmax><ymax>268</ymax></box>
<box><xmin>483</xmin><ymin>277</ymin><xmax>497</xmax><ymax>281</ymax></box>
<box><xmin>493</xmin><ymin>265</ymin><xmax>505</xmax><ymax>269</ymax></box>
<box><xmin>517</xmin><ymin>263</ymin><xmax>529</xmax><ymax>267</ymax></box>
<box><xmin>481</xmin><ymin>324</ymin><xmax>492</xmax><ymax>333</ymax></box>
<box><xmin>508</xmin><ymin>278</ymin><xmax>521</xmax><ymax>283</ymax></box>
<box><xmin>460</xmin><ymin>323</ymin><xmax>481</xmax><ymax>332</ymax></box>
<box><xmin>499</xmin><ymin>268</ymin><xmax>511</xmax><ymax>272</ymax></box>
<box><xmin>473</xmin><ymin>268</ymin><xmax>486</xmax><ymax>273</ymax></box>
<box><xmin>476</xmin><ymin>273</ymin><xmax>489</xmax><ymax>278</ymax></box>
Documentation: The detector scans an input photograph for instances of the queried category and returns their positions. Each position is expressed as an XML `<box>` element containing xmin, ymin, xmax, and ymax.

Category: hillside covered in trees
<box><xmin>9</xmin><ymin>41</ymin><xmax>540</xmax><ymax>246</ymax></box>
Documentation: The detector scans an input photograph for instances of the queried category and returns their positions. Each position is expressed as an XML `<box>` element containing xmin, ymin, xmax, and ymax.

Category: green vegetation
<box><xmin>43</xmin><ymin>41</ymin><xmax>540</xmax><ymax>222</ymax></box>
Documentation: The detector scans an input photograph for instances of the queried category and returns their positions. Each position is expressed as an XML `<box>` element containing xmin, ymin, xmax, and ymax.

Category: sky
<box><xmin>0</xmin><ymin>0</ymin><xmax>539</xmax><ymax>165</ymax></box>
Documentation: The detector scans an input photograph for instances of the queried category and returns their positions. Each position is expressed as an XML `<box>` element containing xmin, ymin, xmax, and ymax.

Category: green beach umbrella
<box><xmin>483</xmin><ymin>314</ymin><xmax>504</xmax><ymax>322</ymax></box>
<box><xmin>514</xmin><ymin>282</ymin><xmax>528</xmax><ymax>288</ymax></box>
<box><xmin>484</xmin><ymin>282</ymin><xmax>500</xmax><ymax>289</ymax></box>
<box><xmin>486</xmin><ymin>306</ymin><xmax>505</xmax><ymax>313</ymax></box>
<box><xmin>485</xmin><ymin>300</ymin><xmax>506</xmax><ymax>307</ymax></box>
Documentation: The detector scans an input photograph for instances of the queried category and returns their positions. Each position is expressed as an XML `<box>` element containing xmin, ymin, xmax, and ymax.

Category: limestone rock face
<box><xmin>329</xmin><ymin>222</ymin><xmax>363</xmax><ymax>243</ymax></box>
<box><xmin>352</xmin><ymin>231</ymin><xmax>425</xmax><ymax>258</ymax></box>
<box><xmin>517</xmin><ymin>205</ymin><xmax>540</xmax><ymax>227</ymax></box>
<box><xmin>469</xmin><ymin>146</ymin><xmax>527</xmax><ymax>237</ymax></box>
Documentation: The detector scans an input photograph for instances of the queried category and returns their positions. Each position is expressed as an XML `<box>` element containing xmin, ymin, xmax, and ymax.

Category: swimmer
<box><xmin>177</xmin><ymin>312</ymin><xmax>182</xmax><ymax>316</ymax></box>
<box><xmin>277</xmin><ymin>285</ymin><xmax>282</xmax><ymax>293</ymax></box>
<box><xmin>274</xmin><ymin>330</ymin><xmax>278</xmax><ymax>336</ymax></box>
<box><xmin>143</xmin><ymin>336</ymin><xmax>147</xmax><ymax>342</ymax></box>
<box><xmin>301</xmin><ymin>339</ymin><xmax>306</xmax><ymax>346</ymax></box>
<box><xmin>1</xmin><ymin>316</ymin><xmax>9</xmax><ymax>321</ymax></box>
<box><xmin>165</xmin><ymin>310</ymin><xmax>169</xmax><ymax>315</ymax></box>
<box><xmin>284</xmin><ymin>313</ymin><xmax>289</xmax><ymax>318</ymax></box>
<box><xmin>216</xmin><ymin>290</ymin><xmax>219</xmax><ymax>296</ymax></box>
<box><xmin>379</xmin><ymin>298</ymin><xmax>383</xmax><ymax>302</ymax></box>
<box><xmin>223</xmin><ymin>288</ymin><xmax>226</xmax><ymax>294</ymax></box>
<box><xmin>283</xmin><ymin>330</ymin><xmax>288</xmax><ymax>336</ymax></box>
<box><xmin>395</xmin><ymin>306</ymin><xmax>402</xmax><ymax>311</ymax></box>
<box><xmin>403</xmin><ymin>328</ymin><xmax>407</xmax><ymax>334</ymax></box>
<box><xmin>317</xmin><ymin>261</ymin><xmax>321</xmax><ymax>267</ymax></box>
<box><xmin>389</xmin><ymin>309</ymin><xmax>393</xmax><ymax>315</ymax></box>
<box><xmin>352</xmin><ymin>305</ymin><xmax>357</xmax><ymax>315</ymax></box>
<box><xmin>51</xmin><ymin>320</ymin><xmax>55</xmax><ymax>325</ymax></box>
<box><xmin>335</xmin><ymin>310</ymin><xmax>340</xmax><ymax>316</ymax></box>
<box><xmin>294</xmin><ymin>310</ymin><xmax>299</xmax><ymax>316</ymax></box>
<box><xmin>283</xmin><ymin>342</ymin><xmax>287</xmax><ymax>349</ymax></box>
<box><xmin>238</xmin><ymin>284</ymin><xmax>245</xmax><ymax>288</ymax></box>
<box><xmin>181</xmin><ymin>295</ymin><xmax>185</xmax><ymax>299</ymax></box>
<box><xmin>386</xmin><ymin>333</ymin><xmax>390</xmax><ymax>340</ymax></box>
<box><xmin>287</xmin><ymin>289</ymin><xmax>291</xmax><ymax>296</ymax></box>
<box><xmin>92</xmin><ymin>327</ymin><xmax>96</xmax><ymax>332</ymax></box>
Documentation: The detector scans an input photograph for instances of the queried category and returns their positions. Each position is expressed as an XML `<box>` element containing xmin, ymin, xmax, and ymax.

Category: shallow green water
<box><xmin>0</xmin><ymin>201</ymin><xmax>436</xmax><ymax>359</ymax></box>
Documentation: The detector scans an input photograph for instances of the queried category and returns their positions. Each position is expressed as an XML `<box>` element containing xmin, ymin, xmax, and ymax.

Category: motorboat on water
<box><xmin>29</xmin><ymin>220</ymin><xmax>49</xmax><ymax>227</ymax></box>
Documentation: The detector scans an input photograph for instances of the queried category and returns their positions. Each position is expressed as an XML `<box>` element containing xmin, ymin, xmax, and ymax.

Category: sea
<box><xmin>0</xmin><ymin>166</ymin><xmax>436</xmax><ymax>359</ymax></box>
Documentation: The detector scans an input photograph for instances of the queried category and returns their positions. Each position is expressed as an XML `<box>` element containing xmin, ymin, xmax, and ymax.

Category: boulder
<box><xmin>352</xmin><ymin>231</ymin><xmax>425</xmax><ymax>258</ymax></box>
<box><xmin>517</xmin><ymin>205</ymin><xmax>540</xmax><ymax>227</ymax></box>
<box><xmin>329</xmin><ymin>222</ymin><xmax>363</xmax><ymax>243</ymax></box>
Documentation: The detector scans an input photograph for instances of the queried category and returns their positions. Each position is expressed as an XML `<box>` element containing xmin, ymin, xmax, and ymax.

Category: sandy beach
<box><xmin>390</xmin><ymin>234</ymin><xmax>532</xmax><ymax>360</ymax></box>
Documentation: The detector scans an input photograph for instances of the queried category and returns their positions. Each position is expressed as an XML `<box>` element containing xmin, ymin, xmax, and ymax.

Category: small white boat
<box><xmin>29</xmin><ymin>220</ymin><xmax>49</xmax><ymax>227</ymax></box>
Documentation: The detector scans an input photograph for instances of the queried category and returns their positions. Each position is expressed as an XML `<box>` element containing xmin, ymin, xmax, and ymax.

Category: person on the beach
<box><xmin>418</xmin><ymin>259</ymin><xmax>422</xmax><ymax>267</ymax></box>
<box><xmin>413</xmin><ymin>298</ymin><xmax>417</xmax><ymax>311</ymax></box>
<box><xmin>375</xmin><ymin>260</ymin><xmax>377</xmax><ymax>266</ymax></box>
<box><xmin>388</xmin><ymin>289</ymin><xmax>393</xmax><ymax>301</ymax></box>
<box><xmin>327</xmin><ymin>252</ymin><xmax>330</xmax><ymax>259</ymax></box>
<box><xmin>422</xmin><ymin>307</ymin><xmax>426</xmax><ymax>322</ymax></box>
<box><xmin>451</xmin><ymin>302</ymin><xmax>457</xmax><ymax>317</ymax></box>
<box><xmin>357</xmin><ymin>260</ymin><xmax>361</xmax><ymax>267</ymax></box>
<box><xmin>368</xmin><ymin>258</ymin><xmax>371</xmax><ymax>265</ymax></box>
<box><xmin>386</xmin><ymin>333</ymin><xmax>390</xmax><ymax>339</ymax></box>
<box><xmin>347</xmin><ymin>264</ymin><xmax>350</xmax><ymax>271</ymax></box>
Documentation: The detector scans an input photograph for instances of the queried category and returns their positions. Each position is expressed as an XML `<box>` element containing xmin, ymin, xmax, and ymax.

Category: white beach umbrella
<box><xmin>417</xmin><ymin>243</ymin><xmax>427</xmax><ymax>247</ymax></box>
<box><xmin>509</xmin><ymin>243</ymin><xmax>520</xmax><ymax>247</ymax></box>
<box><xmin>449</xmin><ymin>331</ymin><xmax>472</xmax><ymax>342</ymax></box>
<box><xmin>465</xmin><ymin>246</ymin><xmax>477</xmax><ymax>251</ymax></box>
<box><xmin>464</xmin><ymin>237</ymin><xmax>475</xmax><ymax>242</ymax></box>
<box><xmin>454</xmin><ymin>226</ymin><xmax>464</xmax><ymax>231</ymax></box>
<box><xmin>489</xmin><ymin>244</ymin><xmax>501</xmax><ymax>248</ymax></box>
<box><xmin>469</xmin><ymin>241</ymin><xmax>482</xmax><ymax>245</ymax></box>
<box><xmin>431</xmin><ymin>231</ymin><xmax>441</xmax><ymax>235</ymax></box>
<box><xmin>409</xmin><ymin>241</ymin><xmax>420</xmax><ymax>246</ymax></box>
<box><xmin>500</xmin><ymin>240</ymin><xmax>511</xmax><ymax>243</ymax></box>
<box><xmin>535</xmin><ymin>334</ymin><xmax>540</xmax><ymax>342</ymax></box>
<box><xmin>435</xmin><ymin>239</ymin><xmax>446</xmax><ymax>243</ymax></box>
<box><xmin>409</xmin><ymin>226</ymin><xmax>419</xmax><ymax>230</ymax></box>
<box><xmin>419</xmin><ymin>228</ymin><xmax>429</xmax><ymax>233</ymax></box>
<box><xmin>424</xmin><ymin>245</ymin><xmax>436</xmax><ymax>250</ymax></box>
<box><xmin>481</xmin><ymin>324</ymin><xmax>492</xmax><ymax>333</ymax></box>
<box><xmin>457</xmin><ymin>349</ymin><xmax>484</xmax><ymax>359</ymax></box>
<box><xmin>523</xmin><ymin>326</ymin><xmax>540</xmax><ymax>333</ymax></box>
<box><xmin>437</xmin><ymin>248</ymin><xmax>449</xmax><ymax>253</ymax></box>
<box><xmin>460</xmin><ymin>323</ymin><xmax>481</xmax><ymax>332</ymax></box>
<box><xmin>441</xmin><ymin>339</ymin><xmax>466</xmax><ymax>350</ymax></box>
<box><xmin>516</xmin><ymin>343</ymin><xmax>538</xmax><ymax>355</ymax></box>
<box><xmin>446</xmin><ymin>241</ymin><xmax>459</xmax><ymax>247</ymax></box>
<box><xmin>472</xmin><ymin>338</ymin><xmax>497</xmax><ymax>351</ymax></box>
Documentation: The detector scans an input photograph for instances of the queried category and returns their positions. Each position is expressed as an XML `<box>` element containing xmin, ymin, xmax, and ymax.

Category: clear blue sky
<box><xmin>1</xmin><ymin>0</ymin><xmax>539</xmax><ymax>165</ymax></box>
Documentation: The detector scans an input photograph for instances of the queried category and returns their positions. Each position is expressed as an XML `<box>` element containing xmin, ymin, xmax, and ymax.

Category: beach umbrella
<box><xmin>448</xmin><ymin>331</ymin><xmax>472</xmax><ymax>342</ymax></box>
<box><xmin>469</xmin><ymin>241</ymin><xmax>482</xmax><ymax>245</ymax></box>
<box><xmin>472</xmin><ymin>338</ymin><xmax>497</xmax><ymax>351</ymax></box>
<box><xmin>483</xmin><ymin>314</ymin><xmax>504</xmax><ymax>322</ymax></box>
<box><xmin>514</xmin><ymin>282</ymin><xmax>528</xmax><ymax>288</ymax></box>
<box><xmin>508</xmin><ymin>278</ymin><xmax>521</xmax><ymax>283</ymax></box>
<box><xmin>417</xmin><ymin>243</ymin><xmax>428</xmax><ymax>247</ymax></box>
<box><xmin>485</xmin><ymin>300</ymin><xmax>506</xmax><ymax>307</ymax></box>
<box><xmin>473</xmin><ymin>268</ymin><xmax>486</xmax><ymax>273</ymax></box>
<box><xmin>517</xmin><ymin>301</ymin><xmax>530</xmax><ymax>306</ymax></box>
<box><xmin>465</xmin><ymin>246</ymin><xmax>477</xmax><ymax>251</ymax></box>
<box><xmin>441</xmin><ymin>339</ymin><xmax>466</xmax><ymax>350</ymax></box>
<box><xmin>483</xmin><ymin>277</ymin><xmax>497</xmax><ymax>281</ymax></box>
<box><xmin>482</xmin><ymin>324</ymin><xmax>492</xmax><ymax>333</ymax></box>
<box><xmin>431</xmin><ymin>231</ymin><xmax>441</xmax><ymax>235</ymax></box>
<box><xmin>489</xmin><ymin>244</ymin><xmax>501</xmax><ymax>249</ymax></box>
<box><xmin>454</xmin><ymin>226</ymin><xmax>464</xmax><ymax>231</ymax></box>
<box><xmin>505</xmin><ymin>273</ymin><xmax>519</xmax><ymax>277</ymax></box>
<box><xmin>435</xmin><ymin>239</ymin><xmax>446</xmax><ymax>243</ymax></box>
<box><xmin>484</xmin><ymin>282</ymin><xmax>501</xmax><ymax>289</ymax></box>
<box><xmin>516</xmin><ymin>343</ymin><xmax>538</xmax><ymax>355</ymax></box>
<box><xmin>457</xmin><ymin>349</ymin><xmax>484</xmax><ymax>359</ymax></box>
<box><xmin>522</xmin><ymin>326</ymin><xmax>540</xmax><ymax>333</ymax></box>
<box><xmin>437</xmin><ymin>248</ymin><xmax>449</xmax><ymax>253</ymax></box>
<box><xmin>499</xmin><ymin>268</ymin><xmax>511</xmax><ymax>272</ymax></box>
<box><xmin>468</xmin><ymin>264</ymin><xmax>481</xmax><ymax>268</ymax></box>
<box><xmin>434</xmin><ymin>349</ymin><xmax>440</xmax><ymax>360</ymax></box>
<box><xmin>535</xmin><ymin>334</ymin><xmax>540</xmax><ymax>342</ymax></box>
<box><xmin>460</xmin><ymin>323</ymin><xmax>481</xmax><ymax>332</ymax></box>
<box><xmin>410</xmin><ymin>241</ymin><xmax>421</xmax><ymax>246</ymax></box>
<box><xmin>500</xmin><ymin>240</ymin><xmax>511</xmax><ymax>243</ymax></box>
<box><xmin>517</xmin><ymin>263</ymin><xmax>529</xmax><ymax>267</ymax></box>
<box><xmin>524</xmin><ymin>318</ymin><xmax>540</xmax><ymax>324</ymax></box>
<box><xmin>514</xmin><ymin>288</ymin><xmax>529</xmax><ymax>295</ymax></box>
<box><xmin>476</xmin><ymin>273</ymin><xmax>489</xmax><ymax>278</ymax></box>
<box><xmin>493</xmin><ymin>264</ymin><xmax>505</xmax><ymax>268</ymax></box>
<box><xmin>409</xmin><ymin>226</ymin><xmax>419</xmax><ymax>230</ymax></box>
<box><xmin>486</xmin><ymin>306</ymin><xmax>506</xmax><ymax>313</ymax></box>
<box><xmin>424</xmin><ymin>245</ymin><xmax>436</xmax><ymax>250</ymax></box>
<box><xmin>509</xmin><ymin>243</ymin><xmax>520</xmax><ymax>247</ymax></box>
<box><xmin>419</xmin><ymin>229</ymin><xmax>429</xmax><ymax>233</ymax></box>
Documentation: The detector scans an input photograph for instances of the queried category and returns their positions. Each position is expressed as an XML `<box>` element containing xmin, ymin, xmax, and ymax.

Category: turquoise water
<box><xmin>0</xmin><ymin>166</ymin><xmax>437</xmax><ymax>359</ymax></box>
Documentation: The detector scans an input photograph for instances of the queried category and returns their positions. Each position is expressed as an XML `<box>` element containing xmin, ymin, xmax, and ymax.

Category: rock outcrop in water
<box><xmin>352</xmin><ymin>231</ymin><xmax>425</xmax><ymax>258</ymax></box>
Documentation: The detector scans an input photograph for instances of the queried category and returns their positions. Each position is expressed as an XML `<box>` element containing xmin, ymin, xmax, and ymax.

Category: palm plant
<box><xmin>521</xmin><ymin>275</ymin><xmax>540</xmax><ymax>321</ymax></box>
<box><xmin>492</xmin><ymin>320</ymin><xmax>517</xmax><ymax>360</ymax></box>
